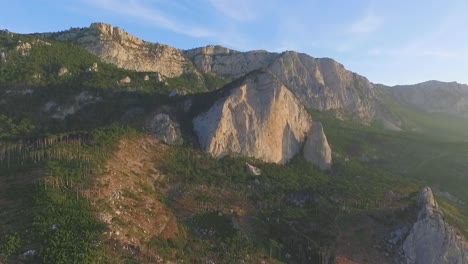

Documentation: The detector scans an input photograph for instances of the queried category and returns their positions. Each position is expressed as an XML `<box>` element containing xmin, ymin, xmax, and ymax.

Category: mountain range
<box><xmin>1</xmin><ymin>22</ymin><xmax>468</xmax><ymax>264</ymax></box>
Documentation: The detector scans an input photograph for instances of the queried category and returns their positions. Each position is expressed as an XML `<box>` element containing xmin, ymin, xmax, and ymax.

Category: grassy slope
<box><xmin>315</xmin><ymin>104</ymin><xmax>468</xmax><ymax>238</ymax></box>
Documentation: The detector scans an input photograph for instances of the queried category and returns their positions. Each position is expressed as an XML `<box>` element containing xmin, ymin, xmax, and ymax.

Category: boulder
<box><xmin>119</xmin><ymin>76</ymin><xmax>131</xmax><ymax>84</ymax></box>
<box><xmin>16</xmin><ymin>41</ymin><xmax>32</xmax><ymax>56</ymax></box>
<box><xmin>245</xmin><ymin>162</ymin><xmax>261</xmax><ymax>176</ymax></box>
<box><xmin>58</xmin><ymin>67</ymin><xmax>69</xmax><ymax>76</ymax></box>
<box><xmin>0</xmin><ymin>51</ymin><xmax>6</xmax><ymax>63</ymax></box>
<box><xmin>303</xmin><ymin>122</ymin><xmax>332</xmax><ymax>170</ymax></box>
<box><xmin>148</xmin><ymin>114</ymin><xmax>183</xmax><ymax>145</ymax></box>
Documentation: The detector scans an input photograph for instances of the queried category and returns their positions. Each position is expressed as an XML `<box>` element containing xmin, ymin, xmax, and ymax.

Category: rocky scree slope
<box><xmin>193</xmin><ymin>70</ymin><xmax>332</xmax><ymax>169</ymax></box>
<box><xmin>401</xmin><ymin>187</ymin><xmax>468</xmax><ymax>264</ymax></box>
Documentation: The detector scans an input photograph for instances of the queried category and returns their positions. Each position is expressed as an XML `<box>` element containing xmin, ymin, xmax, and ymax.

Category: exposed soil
<box><xmin>83</xmin><ymin>136</ymin><xmax>181</xmax><ymax>257</ymax></box>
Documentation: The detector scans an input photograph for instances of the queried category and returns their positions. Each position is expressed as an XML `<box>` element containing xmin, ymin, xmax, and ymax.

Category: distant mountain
<box><xmin>384</xmin><ymin>80</ymin><xmax>468</xmax><ymax>118</ymax></box>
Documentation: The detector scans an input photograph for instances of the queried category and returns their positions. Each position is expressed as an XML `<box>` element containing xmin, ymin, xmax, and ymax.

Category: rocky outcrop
<box><xmin>193</xmin><ymin>71</ymin><xmax>313</xmax><ymax>164</ymax></box>
<box><xmin>43</xmin><ymin>23</ymin><xmax>198</xmax><ymax>78</ymax></box>
<box><xmin>245</xmin><ymin>162</ymin><xmax>261</xmax><ymax>176</ymax></box>
<box><xmin>385</xmin><ymin>81</ymin><xmax>468</xmax><ymax>119</ymax></box>
<box><xmin>148</xmin><ymin>114</ymin><xmax>183</xmax><ymax>145</ymax></box>
<box><xmin>303</xmin><ymin>122</ymin><xmax>332</xmax><ymax>170</ymax></box>
<box><xmin>16</xmin><ymin>41</ymin><xmax>32</xmax><ymax>56</ymax></box>
<box><xmin>186</xmin><ymin>47</ymin><xmax>378</xmax><ymax>123</ymax></box>
<box><xmin>184</xmin><ymin>45</ymin><xmax>279</xmax><ymax>80</ymax></box>
<box><xmin>58</xmin><ymin>67</ymin><xmax>69</xmax><ymax>76</ymax></box>
<box><xmin>269</xmin><ymin>52</ymin><xmax>377</xmax><ymax>123</ymax></box>
<box><xmin>37</xmin><ymin>24</ymin><xmax>382</xmax><ymax>123</ymax></box>
<box><xmin>401</xmin><ymin>187</ymin><xmax>468</xmax><ymax>264</ymax></box>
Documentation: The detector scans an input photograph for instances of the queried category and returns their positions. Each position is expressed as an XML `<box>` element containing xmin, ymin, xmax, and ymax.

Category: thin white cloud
<box><xmin>84</xmin><ymin>0</ymin><xmax>214</xmax><ymax>38</ymax></box>
<box><xmin>208</xmin><ymin>0</ymin><xmax>257</xmax><ymax>22</ymax></box>
<box><xmin>350</xmin><ymin>13</ymin><xmax>383</xmax><ymax>34</ymax></box>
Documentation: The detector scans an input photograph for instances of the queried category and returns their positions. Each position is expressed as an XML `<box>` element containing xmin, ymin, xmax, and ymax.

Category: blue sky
<box><xmin>1</xmin><ymin>0</ymin><xmax>467</xmax><ymax>85</ymax></box>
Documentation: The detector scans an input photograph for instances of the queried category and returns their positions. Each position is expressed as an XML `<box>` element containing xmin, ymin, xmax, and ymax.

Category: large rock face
<box><xmin>42</xmin><ymin>23</ymin><xmax>197</xmax><ymax>77</ymax></box>
<box><xmin>385</xmin><ymin>81</ymin><xmax>468</xmax><ymax>118</ymax></box>
<box><xmin>186</xmin><ymin>47</ymin><xmax>378</xmax><ymax>123</ymax></box>
<box><xmin>38</xmin><ymin>24</ymin><xmax>383</xmax><ymax>124</ymax></box>
<box><xmin>303</xmin><ymin>122</ymin><xmax>332</xmax><ymax>170</ymax></box>
<box><xmin>193</xmin><ymin>71</ymin><xmax>313</xmax><ymax>164</ymax></box>
<box><xmin>269</xmin><ymin>52</ymin><xmax>377</xmax><ymax>123</ymax></box>
<box><xmin>184</xmin><ymin>45</ymin><xmax>279</xmax><ymax>80</ymax></box>
<box><xmin>401</xmin><ymin>187</ymin><xmax>468</xmax><ymax>264</ymax></box>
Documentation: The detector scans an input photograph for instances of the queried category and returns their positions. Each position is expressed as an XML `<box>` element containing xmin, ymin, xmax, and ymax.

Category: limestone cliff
<box><xmin>193</xmin><ymin>71</ymin><xmax>312</xmax><ymax>164</ymax></box>
<box><xmin>184</xmin><ymin>45</ymin><xmax>279</xmax><ymax>80</ymax></box>
<box><xmin>401</xmin><ymin>187</ymin><xmax>468</xmax><ymax>264</ymax></box>
<box><xmin>303</xmin><ymin>122</ymin><xmax>332</xmax><ymax>170</ymax></box>
<box><xmin>186</xmin><ymin>47</ymin><xmax>378</xmax><ymax>123</ymax></box>
<box><xmin>39</xmin><ymin>24</ymin><xmax>383</xmax><ymax>124</ymax></box>
<box><xmin>385</xmin><ymin>81</ymin><xmax>468</xmax><ymax>119</ymax></box>
<box><xmin>269</xmin><ymin>52</ymin><xmax>377</xmax><ymax>123</ymax></box>
<box><xmin>42</xmin><ymin>23</ymin><xmax>197</xmax><ymax>77</ymax></box>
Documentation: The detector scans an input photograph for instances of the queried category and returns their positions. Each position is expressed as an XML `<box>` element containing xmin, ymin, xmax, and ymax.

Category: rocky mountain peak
<box><xmin>401</xmin><ymin>187</ymin><xmax>468</xmax><ymax>264</ymax></box>
<box><xmin>42</xmin><ymin>22</ymin><xmax>198</xmax><ymax>77</ymax></box>
<box><xmin>184</xmin><ymin>45</ymin><xmax>279</xmax><ymax>80</ymax></box>
<box><xmin>35</xmin><ymin>23</ymin><xmax>389</xmax><ymax>124</ymax></box>
<box><xmin>418</xmin><ymin>187</ymin><xmax>437</xmax><ymax>212</ymax></box>
<box><xmin>89</xmin><ymin>22</ymin><xmax>144</xmax><ymax>46</ymax></box>
<box><xmin>269</xmin><ymin>51</ymin><xmax>377</xmax><ymax>123</ymax></box>
<box><xmin>184</xmin><ymin>46</ymin><xmax>379</xmax><ymax>124</ymax></box>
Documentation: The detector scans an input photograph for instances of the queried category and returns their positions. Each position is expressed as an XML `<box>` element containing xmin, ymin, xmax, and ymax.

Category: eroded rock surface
<box><xmin>193</xmin><ymin>71</ymin><xmax>312</xmax><ymax>164</ymax></box>
<box><xmin>186</xmin><ymin>47</ymin><xmax>378</xmax><ymax>123</ymax></box>
<box><xmin>401</xmin><ymin>187</ymin><xmax>468</xmax><ymax>264</ymax></box>
<box><xmin>185</xmin><ymin>45</ymin><xmax>279</xmax><ymax>80</ymax></box>
<box><xmin>269</xmin><ymin>52</ymin><xmax>377</xmax><ymax>123</ymax></box>
<box><xmin>303</xmin><ymin>122</ymin><xmax>332</xmax><ymax>170</ymax></box>
<box><xmin>43</xmin><ymin>23</ymin><xmax>198</xmax><ymax>77</ymax></box>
